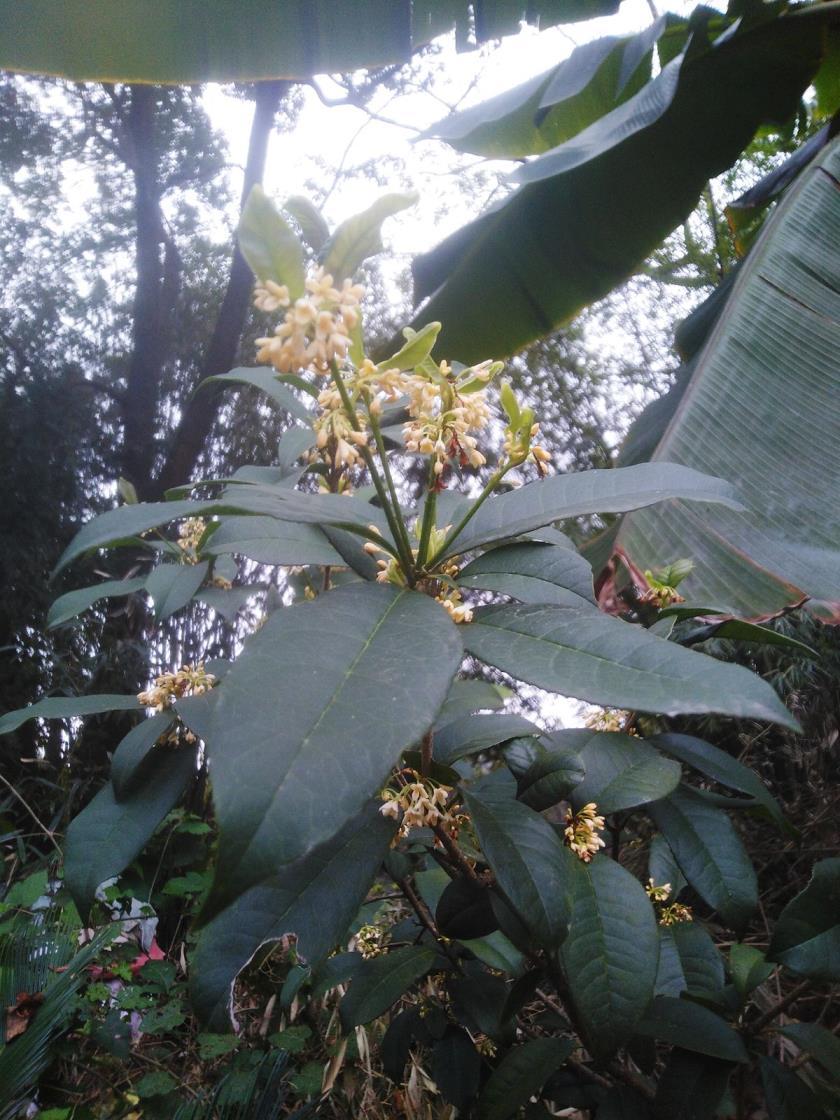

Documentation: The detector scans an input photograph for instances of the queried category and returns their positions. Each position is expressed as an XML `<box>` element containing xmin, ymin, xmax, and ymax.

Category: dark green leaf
<box><xmin>277</xmin><ymin>425</ymin><xmax>316</xmax><ymax>471</ymax></box>
<box><xmin>206</xmin><ymin>515</ymin><xmax>343</xmax><ymax>567</ymax></box>
<box><xmin>729</xmin><ymin>943</ymin><xmax>774</xmax><ymax>999</ymax></box>
<box><xmin>238</xmin><ymin>186</ymin><xmax>304</xmax><ymax>297</ymax></box>
<box><xmin>434</xmin><ymin>678</ymin><xmax>506</xmax><ymax>729</ymax></box>
<box><xmin>64</xmin><ymin>743</ymin><xmax>197</xmax><ymax>914</ymax></box>
<box><xmin>653</xmin><ymin>1048</ymin><xmax>734</xmax><ymax>1120</ymax></box>
<box><xmin>635</xmin><ymin>996</ymin><xmax>747</xmax><ymax>1063</ymax></box>
<box><xmin>759</xmin><ymin>1056</ymin><xmax>828</xmax><ymax>1120</ymax></box>
<box><xmin>464</xmin><ymin>604</ymin><xmax>796</xmax><ymax>727</ymax></box>
<box><xmin>432</xmin><ymin>1029</ymin><xmax>481</xmax><ymax>1112</ymax></box>
<box><xmin>436</xmin><ymin>877</ymin><xmax>499</xmax><ymax>940</ymax></box>
<box><xmin>566</xmin><ymin>731</ymin><xmax>680</xmax><ymax>813</ymax></box>
<box><xmin>649</xmin><ymin>787</ymin><xmax>758</xmax><ymax>932</ymax></box>
<box><xmin>321</xmin><ymin>193</ymin><xmax>417</xmax><ymax>281</ymax></box>
<box><xmin>778</xmin><ymin>1022</ymin><xmax>840</xmax><ymax>1080</ymax></box>
<box><xmin>768</xmin><ymin>859</ymin><xmax>840</xmax><ymax>979</ymax></box>
<box><xmin>514</xmin><ymin>744</ymin><xmax>585</xmax><ymax>812</ymax></box>
<box><xmin>145</xmin><ymin>561</ymin><xmax>209</xmax><ymax>620</ymax></box>
<box><xmin>191</xmin><ymin>801</ymin><xmax>392</xmax><ymax>1029</ymax></box>
<box><xmin>651</xmin><ymin>733</ymin><xmax>787</xmax><ymax>832</ymax></box>
<box><xmin>460</xmin><ymin>541</ymin><xmax>595</xmax><ymax>608</ymax></box>
<box><xmin>685</xmin><ymin>619</ymin><xmax>817</xmax><ymax>658</ymax></box>
<box><xmin>648</xmin><ymin>833</ymin><xmax>687</xmax><ymax>898</ymax></box>
<box><xmin>381</xmin><ymin>1008</ymin><xmax>430</xmax><ymax>1082</ymax></box>
<box><xmin>135</xmin><ymin>1071</ymin><xmax>178</xmax><ymax>1098</ymax></box>
<box><xmin>200</xmin><ymin>583</ymin><xmax>461</xmax><ymax>915</ymax></box>
<box><xmin>465</xmin><ymin>783</ymin><xmax>571</xmax><ymax>951</ymax></box>
<box><xmin>434</xmin><ymin>712</ymin><xmax>540</xmax><ymax>765</ymax></box>
<box><xmin>445</xmin><ymin>463</ymin><xmax>742</xmax><ymax>558</ymax></box>
<box><xmin>204</xmin><ymin>367</ymin><xmax>311</xmax><ymax>422</ymax></box>
<box><xmin>655</xmin><ymin>923</ymin><xmax>725</xmax><ymax>1002</ymax></box>
<box><xmin>410</xmin><ymin>12</ymin><xmax>826</xmax><ymax>363</ymax></box>
<box><xmin>340</xmin><ymin>945</ymin><xmax>436</xmax><ymax>1029</ymax></box>
<box><xmin>47</xmin><ymin>577</ymin><xmax>147</xmax><ymax>628</ymax></box>
<box><xmin>111</xmin><ymin>712</ymin><xmax>176</xmax><ymax>798</ymax></box>
<box><xmin>0</xmin><ymin>693</ymin><xmax>140</xmax><ymax>736</ymax></box>
<box><xmin>478</xmin><ymin>1038</ymin><xmax>573</xmax><ymax>1120</ymax></box>
<box><xmin>598</xmin><ymin>1085</ymin><xmax>653</xmax><ymax>1119</ymax></box>
<box><xmin>0</xmin><ymin>2</ymin><xmax>623</xmax><ymax>83</ymax></box>
<box><xmin>196</xmin><ymin>587</ymin><xmax>261</xmax><ymax>622</ymax></box>
<box><xmin>559</xmin><ymin>856</ymin><xmax>658</xmax><ymax>1059</ymax></box>
<box><xmin>460</xmin><ymin>931</ymin><xmax>525</xmax><ymax>978</ymax></box>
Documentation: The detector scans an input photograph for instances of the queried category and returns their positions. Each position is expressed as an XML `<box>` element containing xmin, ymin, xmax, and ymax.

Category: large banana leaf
<box><xmin>605</xmin><ymin>136</ymin><xmax>840</xmax><ymax>620</ymax></box>
<box><xmin>408</xmin><ymin>7</ymin><xmax>832</xmax><ymax>361</ymax></box>
<box><xmin>0</xmin><ymin>0</ymin><xmax>621</xmax><ymax>83</ymax></box>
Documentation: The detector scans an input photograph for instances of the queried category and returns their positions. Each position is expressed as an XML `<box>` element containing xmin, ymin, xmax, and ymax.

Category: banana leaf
<box><xmin>603</xmin><ymin>135</ymin><xmax>840</xmax><ymax>620</ymax></box>
<box><xmin>0</xmin><ymin>0</ymin><xmax>621</xmax><ymax>83</ymax></box>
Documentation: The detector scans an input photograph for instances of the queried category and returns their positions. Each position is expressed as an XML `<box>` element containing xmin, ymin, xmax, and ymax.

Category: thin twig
<box><xmin>749</xmin><ymin>979</ymin><xmax>811</xmax><ymax>1035</ymax></box>
<box><xmin>0</xmin><ymin>772</ymin><xmax>62</xmax><ymax>856</ymax></box>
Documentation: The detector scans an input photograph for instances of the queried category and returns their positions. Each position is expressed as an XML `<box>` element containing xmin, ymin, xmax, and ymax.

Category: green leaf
<box><xmin>47</xmin><ymin>576</ymin><xmax>147</xmax><ymax>628</ymax></box>
<box><xmin>559</xmin><ymin>856</ymin><xmax>658</xmax><ymax>1059</ymax></box>
<box><xmin>378</xmin><ymin>321</ymin><xmax>442</xmax><ymax>372</ymax></box>
<box><xmin>562</xmin><ymin>731</ymin><xmax>680</xmax><ymax>813</ymax></box>
<box><xmin>612</xmin><ymin>136</ymin><xmax>840</xmax><ymax>619</ymax></box>
<box><xmin>444</xmin><ymin>462</ymin><xmax>742</xmax><ymax>559</ymax></box>
<box><xmin>434</xmin><ymin>678</ymin><xmax>506</xmax><ymax>729</ymax></box>
<box><xmin>436</xmin><ymin>877</ymin><xmax>499</xmax><ymax>941</ymax></box>
<box><xmin>648</xmin><ymin>833</ymin><xmax>687</xmax><ymax>899</ymax></box>
<box><xmin>145</xmin><ymin>561</ymin><xmax>209</xmax><ymax>620</ymax></box>
<box><xmin>768</xmin><ymin>858</ymin><xmax>840</xmax><ymax>980</ymax></box>
<box><xmin>340</xmin><ymin>945</ymin><xmax>436</xmax><ymax>1029</ymax></box>
<box><xmin>321</xmin><ymin>192</ymin><xmax>418</xmax><ymax>281</ymax></box>
<box><xmin>196</xmin><ymin>587</ymin><xmax>261</xmax><ymax>622</ymax></box>
<box><xmin>635</xmin><ymin>996</ymin><xmax>748</xmax><ymax>1063</ymax></box>
<box><xmin>683</xmin><ymin>619</ymin><xmax>817</xmax><ymax>658</ymax></box>
<box><xmin>729</xmin><ymin>943</ymin><xmax>773</xmax><ymax>999</ymax></box>
<box><xmin>460</xmin><ymin>541</ymin><xmax>596</xmax><ymax>608</ymax></box>
<box><xmin>434</xmin><ymin>712</ymin><xmax>540</xmax><ymax>765</ymax></box>
<box><xmin>135</xmin><ymin>1070</ymin><xmax>178</xmax><ymax>1098</ymax></box>
<box><xmin>424</xmin><ymin>22</ymin><xmax>661</xmax><ymax>158</ymax></box>
<box><xmin>238</xmin><ymin>185</ymin><xmax>304</xmax><ymax>298</ymax></box>
<box><xmin>0</xmin><ymin>3</ymin><xmax>623</xmax><ymax>83</ymax></box>
<box><xmin>4</xmin><ymin>869</ymin><xmax>49</xmax><ymax>908</ymax></box>
<box><xmin>597</xmin><ymin>1086</ymin><xmax>652</xmax><ymax>1119</ymax></box>
<box><xmin>759</xmin><ymin>1056</ymin><xmax>828</xmax><ymax>1120</ymax></box>
<box><xmin>409</xmin><ymin>11</ymin><xmax>827</xmax><ymax>363</ymax></box>
<box><xmin>64</xmin><ymin>744</ymin><xmax>197</xmax><ymax>914</ymax></box>
<box><xmin>204</xmin><ymin>367</ymin><xmax>312</xmax><ymax>423</ymax></box>
<box><xmin>432</xmin><ymin>1029</ymin><xmax>482</xmax><ymax>1112</ymax></box>
<box><xmin>511</xmin><ymin>742</ymin><xmax>585</xmax><ymax>812</ymax></box>
<box><xmin>653</xmin><ymin>1048</ymin><xmax>735</xmax><ymax>1120</ymax></box>
<box><xmin>649</xmin><ymin>787</ymin><xmax>758</xmax><ymax>932</ymax></box>
<box><xmin>206</xmin><ymin>515</ymin><xmax>343</xmax><ymax>567</ymax></box>
<box><xmin>197</xmin><ymin>1032</ymin><xmax>240</xmax><ymax>1060</ymax></box>
<box><xmin>0</xmin><ymin>693</ymin><xmax>140</xmax><ymax>736</ymax></box>
<box><xmin>198</xmin><ymin>583</ymin><xmax>461</xmax><ymax>916</ymax></box>
<box><xmin>283</xmin><ymin>195</ymin><xmax>330</xmax><ymax>253</ymax></box>
<box><xmin>277</xmin><ymin>424</ymin><xmax>317</xmax><ymax>471</ymax></box>
<box><xmin>111</xmin><ymin>712</ymin><xmax>176</xmax><ymax>798</ymax></box>
<box><xmin>464</xmin><ymin>604</ymin><xmax>796</xmax><ymax>727</ymax></box>
<box><xmin>655</xmin><ymin>923</ymin><xmax>725</xmax><ymax>1002</ymax></box>
<box><xmin>460</xmin><ymin>931</ymin><xmax>525</xmax><ymax>978</ymax></box>
<box><xmin>478</xmin><ymin>1037</ymin><xmax>573</xmax><ymax>1120</ymax></box>
<box><xmin>465</xmin><ymin>782</ymin><xmax>571</xmax><ymax>951</ymax></box>
<box><xmin>191</xmin><ymin>801</ymin><xmax>393</xmax><ymax>1029</ymax></box>
<box><xmin>778</xmin><ymin>1022</ymin><xmax>840</xmax><ymax>1080</ymax></box>
<box><xmin>651</xmin><ymin>733</ymin><xmax>787</xmax><ymax>832</ymax></box>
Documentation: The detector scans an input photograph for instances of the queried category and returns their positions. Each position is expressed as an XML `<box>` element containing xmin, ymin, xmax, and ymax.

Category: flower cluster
<box><xmin>584</xmin><ymin>708</ymin><xmax>638</xmax><ymax>736</ymax></box>
<box><xmin>177</xmin><ymin>517</ymin><xmax>206</xmax><ymax>563</ymax></box>
<box><xmin>254</xmin><ymin>268</ymin><xmax>363</xmax><ymax>376</ymax></box>
<box><xmin>379</xmin><ymin>771</ymin><xmax>464</xmax><ymax>844</ymax></box>
<box><xmin>364</xmin><ymin>523</ymin><xmax>473</xmax><ymax>623</ymax></box>
<box><xmin>645</xmin><ymin>877</ymin><xmax>692</xmax><ymax>925</ymax></box>
<box><xmin>639</xmin><ymin>559</ymin><xmax>694</xmax><ymax>609</ymax></box>
<box><xmin>403</xmin><ymin>360</ymin><xmax>495</xmax><ymax>477</ymax></box>
<box><xmin>355</xmin><ymin>923</ymin><xmax>387</xmax><ymax>959</ymax></box>
<box><xmin>137</xmin><ymin>663</ymin><xmax>216</xmax><ymax>712</ymax></box>
<box><xmin>564</xmin><ymin>802</ymin><xmax>606</xmax><ymax>862</ymax></box>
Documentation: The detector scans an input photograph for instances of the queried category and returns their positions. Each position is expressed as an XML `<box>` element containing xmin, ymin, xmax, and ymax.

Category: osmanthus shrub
<box><xmin>4</xmin><ymin>190</ymin><xmax>838</xmax><ymax>1117</ymax></box>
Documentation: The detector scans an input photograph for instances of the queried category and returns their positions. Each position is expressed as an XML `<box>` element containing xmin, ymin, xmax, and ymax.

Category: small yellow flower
<box><xmin>658</xmin><ymin>902</ymin><xmax>693</xmax><ymax>926</ymax></box>
<box><xmin>137</xmin><ymin>662</ymin><xmax>216</xmax><ymax>712</ymax></box>
<box><xmin>645</xmin><ymin>877</ymin><xmax>672</xmax><ymax>903</ymax></box>
<box><xmin>564</xmin><ymin>802</ymin><xmax>606</xmax><ymax>862</ymax></box>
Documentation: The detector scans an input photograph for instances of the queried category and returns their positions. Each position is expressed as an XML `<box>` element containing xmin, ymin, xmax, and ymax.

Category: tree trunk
<box><xmin>155</xmin><ymin>80</ymin><xmax>289</xmax><ymax>497</ymax></box>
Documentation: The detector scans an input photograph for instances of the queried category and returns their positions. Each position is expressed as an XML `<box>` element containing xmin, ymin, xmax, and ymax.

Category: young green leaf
<box><xmin>377</xmin><ymin>321</ymin><xmax>441</xmax><ymax>372</ymax></box>
<box><xmin>321</xmin><ymin>192</ymin><xmax>418</xmax><ymax>281</ymax></box>
<box><xmin>238</xmin><ymin>184</ymin><xmax>305</xmax><ymax>298</ymax></box>
<box><xmin>729</xmin><ymin>943</ymin><xmax>774</xmax><ymax>999</ymax></box>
